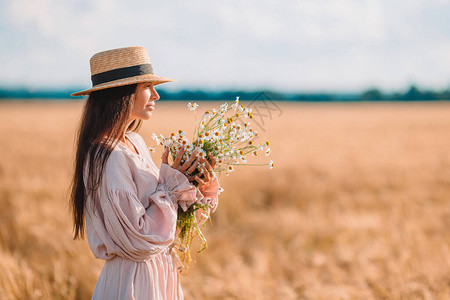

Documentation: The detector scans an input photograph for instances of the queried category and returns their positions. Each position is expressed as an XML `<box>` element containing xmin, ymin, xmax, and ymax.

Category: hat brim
<box><xmin>71</xmin><ymin>74</ymin><xmax>177</xmax><ymax>96</ymax></box>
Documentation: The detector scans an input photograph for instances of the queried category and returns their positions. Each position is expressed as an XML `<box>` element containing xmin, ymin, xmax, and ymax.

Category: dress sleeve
<box><xmin>158</xmin><ymin>162</ymin><xmax>204</xmax><ymax>212</ymax></box>
<box><xmin>101</xmin><ymin>188</ymin><xmax>176</xmax><ymax>261</ymax></box>
<box><xmin>99</xmin><ymin>152</ymin><xmax>203</xmax><ymax>262</ymax></box>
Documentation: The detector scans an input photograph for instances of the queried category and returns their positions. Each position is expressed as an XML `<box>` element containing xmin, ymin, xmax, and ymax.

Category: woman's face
<box><xmin>130</xmin><ymin>82</ymin><xmax>160</xmax><ymax>120</ymax></box>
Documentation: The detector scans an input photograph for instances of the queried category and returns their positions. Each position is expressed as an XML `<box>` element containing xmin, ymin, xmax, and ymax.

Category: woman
<box><xmin>69</xmin><ymin>46</ymin><xmax>220</xmax><ymax>299</ymax></box>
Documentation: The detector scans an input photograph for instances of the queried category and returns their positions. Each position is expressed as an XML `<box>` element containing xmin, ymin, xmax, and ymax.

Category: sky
<box><xmin>0</xmin><ymin>0</ymin><xmax>449</xmax><ymax>93</ymax></box>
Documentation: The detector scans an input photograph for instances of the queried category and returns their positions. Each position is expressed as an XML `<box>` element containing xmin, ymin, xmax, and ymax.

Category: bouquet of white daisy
<box><xmin>151</xmin><ymin>97</ymin><xmax>274</xmax><ymax>269</ymax></box>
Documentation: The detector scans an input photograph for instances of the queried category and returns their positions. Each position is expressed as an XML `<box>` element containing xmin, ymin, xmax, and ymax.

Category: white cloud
<box><xmin>0</xmin><ymin>0</ymin><xmax>449</xmax><ymax>92</ymax></box>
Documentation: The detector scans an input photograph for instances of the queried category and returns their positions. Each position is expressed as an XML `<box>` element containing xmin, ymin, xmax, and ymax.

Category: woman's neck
<box><xmin>119</xmin><ymin>133</ymin><xmax>127</xmax><ymax>143</ymax></box>
<box><xmin>103</xmin><ymin>132</ymin><xmax>127</xmax><ymax>144</ymax></box>
<box><xmin>119</xmin><ymin>119</ymin><xmax>135</xmax><ymax>143</ymax></box>
<box><xmin>104</xmin><ymin>119</ymin><xmax>135</xmax><ymax>144</ymax></box>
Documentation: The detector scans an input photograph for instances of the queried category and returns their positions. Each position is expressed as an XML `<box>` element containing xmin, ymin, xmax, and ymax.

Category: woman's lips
<box><xmin>145</xmin><ymin>105</ymin><xmax>155</xmax><ymax>111</ymax></box>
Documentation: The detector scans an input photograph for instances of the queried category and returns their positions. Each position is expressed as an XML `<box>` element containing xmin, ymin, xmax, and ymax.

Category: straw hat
<box><xmin>71</xmin><ymin>46</ymin><xmax>177</xmax><ymax>96</ymax></box>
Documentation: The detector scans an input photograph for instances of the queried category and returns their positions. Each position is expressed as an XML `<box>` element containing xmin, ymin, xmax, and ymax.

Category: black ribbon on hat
<box><xmin>91</xmin><ymin>63</ymin><xmax>154</xmax><ymax>86</ymax></box>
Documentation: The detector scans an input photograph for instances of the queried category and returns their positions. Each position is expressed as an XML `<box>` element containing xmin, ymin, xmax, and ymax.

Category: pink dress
<box><xmin>84</xmin><ymin>131</ymin><xmax>220</xmax><ymax>300</ymax></box>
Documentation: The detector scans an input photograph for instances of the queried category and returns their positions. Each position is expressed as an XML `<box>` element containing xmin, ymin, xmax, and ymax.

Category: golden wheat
<box><xmin>0</xmin><ymin>100</ymin><xmax>449</xmax><ymax>300</ymax></box>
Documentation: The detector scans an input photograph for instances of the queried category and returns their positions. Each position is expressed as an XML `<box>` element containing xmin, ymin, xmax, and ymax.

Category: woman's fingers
<box><xmin>186</xmin><ymin>162</ymin><xmax>211</xmax><ymax>184</ymax></box>
<box><xmin>185</xmin><ymin>158</ymin><xmax>200</xmax><ymax>175</ymax></box>
<box><xmin>203</xmin><ymin>156</ymin><xmax>215</xmax><ymax>173</ymax></box>
<box><xmin>187</xmin><ymin>160</ymin><xmax>204</xmax><ymax>181</ymax></box>
<box><xmin>198</xmin><ymin>163</ymin><xmax>211</xmax><ymax>182</ymax></box>
<box><xmin>197</xmin><ymin>158</ymin><xmax>212</xmax><ymax>181</ymax></box>
<box><xmin>194</xmin><ymin>175</ymin><xmax>206</xmax><ymax>188</ymax></box>
<box><xmin>208</xmin><ymin>152</ymin><xmax>217</xmax><ymax>169</ymax></box>
<box><xmin>179</xmin><ymin>151</ymin><xmax>198</xmax><ymax>173</ymax></box>
<box><xmin>164</xmin><ymin>148</ymin><xmax>216</xmax><ymax>186</ymax></box>
<box><xmin>161</xmin><ymin>146</ymin><xmax>169</xmax><ymax>164</ymax></box>
<box><xmin>172</xmin><ymin>146</ymin><xmax>185</xmax><ymax>169</ymax></box>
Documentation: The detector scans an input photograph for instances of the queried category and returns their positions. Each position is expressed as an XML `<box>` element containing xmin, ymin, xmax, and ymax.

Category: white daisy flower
<box><xmin>170</xmin><ymin>132</ymin><xmax>177</xmax><ymax>141</ymax></box>
<box><xmin>241</xmin><ymin>132</ymin><xmax>251</xmax><ymax>142</ymax></box>
<box><xmin>196</xmin><ymin>148</ymin><xmax>207</xmax><ymax>159</ymax></box>
<box><xmin>203</xmin><ymin>131</ymin><xmax>213</xmax><ymax>141</ymax></box>
<box><xmin>194</xmin><ymin>146</ymin><xmax>203</xmax><ymax>153</ymax></box>
<box><xmin>197</xmin><ymin>133</ymin><xmax>206</xmax><ymax>142</ymax></box>
<box><xmin>152</xmin><ymin>133</ymin><xmax>163</xmax><ymax>145</ymax></box>
<box><xmin>244</xmin><ymin>107</ymin><xmax>253</xmax><ymax>118</ymax></box>
<box><xmin>187</xmin><ymin>102</ymin><xmax>199</xmax><ymax>111</ymax></box>
<box><xmin>231</xmin><ymin>96</ymin><xmax>240</xmax><ymax>110</ymax></box>
<box><xmin>265</xmin><ymin>148</ymin><xmax>271</xmax><ymax>156</ymax></box>
<box><xmin>239</xmin><ymin>155</ymin><xmax>247</xmax><ymax>163</ymax></box>
<box><xmin>211</xmin><ymin>129</ymin><xmax>222</xmax><ymax>140</ymax></box>
<box><xmin>268</xmin><ymin>160</ymin><xmax>274</xmax><ymax>169</ymax></box>
<box><xmin>221</xmin><ymin>123</ymin><xmax>227</xmax><ymax>130</ymax></box>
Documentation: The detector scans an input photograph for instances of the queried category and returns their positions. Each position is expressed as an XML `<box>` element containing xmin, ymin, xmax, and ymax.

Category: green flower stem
<box><xmin>177</xmin><ymin>202</ymin><xmax>212</xmax><ymax>271</ymax></box>
<box><xmin>199</xmin><ymin>107</ymin><xmax>232</xmax><ymax>134</ymax></box>
<box><xmin>222</xmin><ymin>162</ymin><xmax>269</xmax><ymax>166</ymax></box>
<box><xmin>192</xmin><ymin>110</ymin><xmax>198</xmax><ymax>141</ymax></box>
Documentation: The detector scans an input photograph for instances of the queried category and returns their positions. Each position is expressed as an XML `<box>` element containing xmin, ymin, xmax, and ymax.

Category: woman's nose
<box><xmin>150</xmin><ymin>86</ymin><xmax>160</xmax><ymax>101</ymax></box>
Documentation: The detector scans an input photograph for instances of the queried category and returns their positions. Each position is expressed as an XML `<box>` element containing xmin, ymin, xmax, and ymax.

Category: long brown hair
<box><xmin>70</xmin><ymin>83</ymin><xmax>142</xmax><ymax>239</ymax></box>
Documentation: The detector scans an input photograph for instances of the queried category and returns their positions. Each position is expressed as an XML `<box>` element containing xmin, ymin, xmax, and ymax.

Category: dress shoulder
<box><xmin>127</xmin><ymin>131</ymin><xmax>146</xmax><ymax>147</ymax></box>
<box><xmin>104</xmin><ymin>149</ymin><xmax>137</xmax><ymax>193</ymax></box>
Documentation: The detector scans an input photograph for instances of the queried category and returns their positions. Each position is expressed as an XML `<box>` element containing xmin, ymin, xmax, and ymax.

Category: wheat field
<box><xmin>0</xmin><ymin>100</ymin><xmax>449</xmax><ymax>300</ymax></box>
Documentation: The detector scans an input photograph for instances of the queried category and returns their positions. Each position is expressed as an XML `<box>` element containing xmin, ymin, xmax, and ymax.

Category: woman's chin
<box><xmin>142</xmin><ymin>112</ymin><xmax>153</xmax><ymax>120</ymax></box>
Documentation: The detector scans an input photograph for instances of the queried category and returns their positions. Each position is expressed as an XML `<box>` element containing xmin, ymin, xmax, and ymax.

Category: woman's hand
<box><xmin>188</xmin><ymin>153</ymin><xmax>217</xmax><ymax>190</ymax></box>
<box><xmin>161</xmin><ymin>146</ymin><xmax>217</xmax><ymax>189</ymax></box>
<box><xmin>161</xmin><ymin>145</ymin><xmax>200</xmax><ymax>176</ymax></box>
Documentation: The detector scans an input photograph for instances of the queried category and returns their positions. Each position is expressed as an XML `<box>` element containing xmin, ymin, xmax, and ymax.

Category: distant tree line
<box><xmin>0</xmin><ymin>85</ymin><xmax>449</xmax><ymax>101</ymax></box>
<box><xmin>360</xmin><ymin>86</ymin><xmax>450</xmax><ymax>101</ymax></box>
